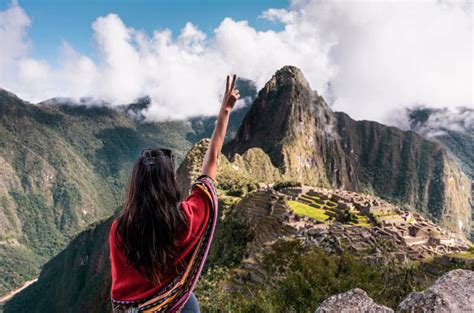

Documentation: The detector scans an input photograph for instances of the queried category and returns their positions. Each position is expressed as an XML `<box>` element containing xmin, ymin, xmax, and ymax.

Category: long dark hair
<box><xmin>115</xmin><ymin>148</ymin><xmax>189</xmax><ymax>284</ymax></box>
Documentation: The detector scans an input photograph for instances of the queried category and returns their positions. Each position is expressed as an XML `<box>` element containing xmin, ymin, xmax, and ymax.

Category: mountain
<box><xmin>2</xmin><ymin>216</ymin><xmax>114</xmax><ymax>313</ymax></box>
<box><xmin>405</xmin><ymin>106</ymin><xmax>474</xmax><ymax>239</ymax></box>
<box><xmin>224</xmin><ymin>66</ymin><xmax>472</xmax><ymax>238</ymax></box>
<box><xmin>0</xmin><ymin>83</ymin><xmax>256</xmax><ymax>298</ymax></box>
<box><xmin>3</xmin><ymin>66</ymin><xmax>473</xmax><ymax>311</ymax></box>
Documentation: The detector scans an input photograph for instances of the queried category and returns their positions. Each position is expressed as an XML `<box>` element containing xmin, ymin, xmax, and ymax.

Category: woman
<box><xmin>109</xmin><ymin>75</ymin><xmax>240</xmax><ymax>312</ymax></box>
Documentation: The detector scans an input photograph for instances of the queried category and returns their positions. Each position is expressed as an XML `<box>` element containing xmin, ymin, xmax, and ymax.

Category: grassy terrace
<box><xmin>289</xmin><ymin>194</ymin><xmax>373</xmax><ymax>227</ymax></box>
<box><xmin>300</xmin><ymin>194</ymin><xmax>337</xmax><ymax>209</ymax></box>
<box><xmin>353</xmin><ymin>213</ymin><xmax>371</xmax><ymax>227</ymax></box>
<box><xmin>288</xmin><ymin>200</ymin><xmax>330</xmax><ymax>222</ymax></box>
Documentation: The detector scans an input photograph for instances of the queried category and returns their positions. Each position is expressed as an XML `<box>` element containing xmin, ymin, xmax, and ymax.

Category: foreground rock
<box><xmin>398</xmin><ymin>269</ymin><xmax>474</xmax><ymax>312</ymax></box>
<box><xmin>315</xmin><ymin>288</ymin><xmax>393</xmax><ymax>313</ymax></box>
<box><xmin>314</xmin><ymin>270</ymin><xmax>474</xmax><ymax>312</ymax></box>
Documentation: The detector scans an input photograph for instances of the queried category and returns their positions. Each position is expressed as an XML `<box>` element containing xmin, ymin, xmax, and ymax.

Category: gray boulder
<box><xmin>315</xmin><ymin>288</ymin><xmax>394</xmax><ymax>313</ymax></box>
<box><xmin>398</xmin><ymin>269</ymin><xmax>474</xmax><ymax>312</ymax></box>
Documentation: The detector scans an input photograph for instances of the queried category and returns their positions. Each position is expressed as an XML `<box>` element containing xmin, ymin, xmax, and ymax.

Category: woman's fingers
<box><xmin>230</xmin><ymin>74</ymin><xmax>237</xmax><ymax>92</ymax></box>
<box><xmin>226</xmin><ymin>75</ymin><xmax>230</xmax><ymax>93</ymax></box>
<box><xmin>231</xmin><ymin>90</ymin><xmax>240</xmax><ymax>101</ymax></box>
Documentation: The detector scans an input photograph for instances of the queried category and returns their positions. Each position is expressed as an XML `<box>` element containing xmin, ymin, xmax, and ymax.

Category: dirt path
<box><xmin>0</xmin><ymin>279</ymin><xmax>38</xmax><ymax>304</ymax></box>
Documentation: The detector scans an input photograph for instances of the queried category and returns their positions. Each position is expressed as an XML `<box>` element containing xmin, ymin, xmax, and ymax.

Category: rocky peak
<box><xmin>224</xmin><ymin>66</ymin><xmax>333</xmax><ymax>157</ymax></box>
<box><xmin>224</xmin><ymin>65</ymin><xmax>354</xmax><ymax>188</ymax></box>
<box><xmin>267</xmin><ymin>65</ymin><xmax>313</xmax><ymax>92</ymax></box>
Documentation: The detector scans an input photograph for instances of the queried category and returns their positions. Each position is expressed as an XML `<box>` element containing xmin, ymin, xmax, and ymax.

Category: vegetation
<box><xmin>195</xmin><ymin>240</ymin><xmax>429</xmax><ymax>311</ymax></box>
<box><xmin>289</xmin><ymin>195</ymin><xmax>369</xmax><ymax>226</ymax></box>
<box><xmin>447</xmin><ymin>251</ymin><xmax>474</xmax><ymax>260</ymax></box>
<box><xmin>206</xmin><ymin>198</ymin><xmax>253</xmax><ymax>268</ymax></box>
<box><xmin>0</xmin><ymin>245</ymin><xmax>40</xmax><ymax>296</ymax></box>
<box><xmin>273</xmin><ymin>180</ymin><xmax>302</xmax><ymax>191</ymax></box>
<box><xmin>288</xmin><ymin>200</ymin><xmax>330</xmax><ymax>222</ymax></box>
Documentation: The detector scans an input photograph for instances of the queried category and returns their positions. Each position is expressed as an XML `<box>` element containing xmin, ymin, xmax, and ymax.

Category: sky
<box><xmin>0</xmin><ymin>0</ymin><xmax>472</xmax><ymax>124</ymax></box>
<box><xmin>0</xmin><ymin>0</ymin><xmax>287</xmax><ymax>65</ymax></box>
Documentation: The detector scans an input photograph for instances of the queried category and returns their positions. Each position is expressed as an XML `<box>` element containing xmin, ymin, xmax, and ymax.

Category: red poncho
<box><xmin>109</xmin><ymin>186</ymin><xmax>211</xmax><ymax>301</ymax></box>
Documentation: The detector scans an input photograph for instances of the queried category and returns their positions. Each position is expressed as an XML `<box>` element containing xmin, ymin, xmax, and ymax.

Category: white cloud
<box><xmin>404</xmin><ymin>106</ymin><xmax>474</xmax><ymax>138</ymax></box>
<box><xmin>289</xmin><ymin>0</ymin><xmax>473</xmax><ymax>123</ymax></box>
<box><xmin>259</xmin><ymin>8</ymin><xmax>297</xmax><ymax>24</ymax></box>
<box><xmin>0</xmin><ymin>0</ymin><xmax>30</xmax><ymax>82</ymax></box>
<box><xmin>0</xmin><ymin>0</ymin><xmax>472</xmax><ymax>122</ymax></box>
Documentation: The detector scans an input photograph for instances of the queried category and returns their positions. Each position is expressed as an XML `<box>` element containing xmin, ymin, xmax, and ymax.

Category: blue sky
<box><xmin>0</xmin><ymin>0</ymin><xmax>287</xmax><ymax>64</ymax></box>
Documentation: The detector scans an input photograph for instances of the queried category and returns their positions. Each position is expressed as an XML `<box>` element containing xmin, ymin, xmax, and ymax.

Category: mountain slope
<box><xmin>335</xmin><ymin>112</ymin><xmax>471</xmax><ymax>235</ymax></box>
<box><xmin>3</xmin><ymin>217</ymin><xmax>114</xmax><ymax>313</ymax></box>
<box><xmin>405</xmin><ymin>107</ymin><xmax>474</xmax><ymax>239</ymax></box>
<box><xmin>224</xmin><ymin>66</ymin><xmax>355</xmax><ymax>188</ymax></box>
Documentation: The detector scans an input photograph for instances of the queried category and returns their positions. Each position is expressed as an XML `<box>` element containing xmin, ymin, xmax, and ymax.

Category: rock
<box><xmin>397</xmin><ymin>269</ymin><xmax>474</xmax><ymax>312</ymax></box>
<box><xmin>307</xmin><ymin>228</ymin><xmax>320</xmax><ymax>236</ymax></box>
<box><xmin>315</xmin><ymin>288</ymin><xmax>393</xmax><ymax>313</ymax></box>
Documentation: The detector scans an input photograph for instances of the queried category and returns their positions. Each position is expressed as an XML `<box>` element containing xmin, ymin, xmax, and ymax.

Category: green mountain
<box><xmin>405</xmin><ymin>106</ymin><xmax>474</xmax><ymax>239</ymax></box>
<box><xmin>0</xmin><ymin>81</ymin><xmax>257</xmax><ymax>298</ymax></box>
<box><xmin>3</xmin><ymin>66</ymin><xmax>473</xmax><ymax>312</ymax></box>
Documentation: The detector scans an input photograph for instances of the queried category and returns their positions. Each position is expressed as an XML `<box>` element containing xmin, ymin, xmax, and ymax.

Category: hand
<box><xmin>221</xmin><ymin>74</ymin><xmax>240</xmax><ymax>112</ymax></box>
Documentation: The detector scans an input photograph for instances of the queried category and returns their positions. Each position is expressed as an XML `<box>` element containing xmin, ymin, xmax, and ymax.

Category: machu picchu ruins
<box><xmin>281</xmin><ymin>186</ymin><xmax>467</xmax><ymax>259</ymax></box>
<box><xmin>226</xmin><ymin>185</ymin><xmax>469</xmax><ymax>287</ymax></box>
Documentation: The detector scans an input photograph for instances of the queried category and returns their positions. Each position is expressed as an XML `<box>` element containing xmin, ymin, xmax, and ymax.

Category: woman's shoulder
<box><xmin>183</xmin><ymin>175</ymin><xmax>216</xmax><ymax>208</ymax></box>
<box><xmin>110</xmin><ymin>219</ymin><xmax>118</xmax><ymax>231</ymax></box>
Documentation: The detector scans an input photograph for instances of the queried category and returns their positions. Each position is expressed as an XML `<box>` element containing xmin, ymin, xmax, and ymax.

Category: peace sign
<box><xmin>221</xmin><ymin>74</ymin><xmax>240</xmax><ymax>112</ymax></box>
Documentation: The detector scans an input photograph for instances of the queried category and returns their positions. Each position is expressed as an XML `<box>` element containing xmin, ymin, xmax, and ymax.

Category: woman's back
<box><xmin>109</xmin><ymin>181</ymin><xmax>212</xmax><ymax>301</ymax></box>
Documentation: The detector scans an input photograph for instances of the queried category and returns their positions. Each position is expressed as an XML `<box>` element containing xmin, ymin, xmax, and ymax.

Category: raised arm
<box><xmin>201</xmin><ymin>74</ymin><xmax>240</xmax><ymax>180</ymax></box>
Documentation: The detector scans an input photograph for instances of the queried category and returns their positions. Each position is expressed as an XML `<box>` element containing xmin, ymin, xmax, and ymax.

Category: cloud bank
<box><xmin>401</xmin><ymin>106</ymin><xmax>474</xmax><ymax>138</ymax></box>
<box><xmin>0</xmin><ymin>0</ymin><xmax>472</xmax><ymax>122</ymax></box>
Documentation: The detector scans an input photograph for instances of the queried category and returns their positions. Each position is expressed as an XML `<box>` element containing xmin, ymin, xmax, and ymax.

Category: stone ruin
<box><xmin>222</xmin><ymin>186</ymin><xmax>471</xmax><ymax>289</ymax></box>
<box><xmin>279</xmin><ymin>186</ymin><xmax>468</xmax><ymax>262</ymax></box>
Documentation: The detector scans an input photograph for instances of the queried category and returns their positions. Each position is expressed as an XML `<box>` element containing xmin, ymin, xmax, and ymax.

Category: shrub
<box><xmin>273</xmin><ymin>180</ymin><xmax>302</xmax><ymax>191</ymax></box>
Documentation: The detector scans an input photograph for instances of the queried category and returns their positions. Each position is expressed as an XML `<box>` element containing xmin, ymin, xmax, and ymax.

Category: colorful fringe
<box><xmin>112</xmin><ymin>175</ymin><xmax>218</xmax><ymax>313</ymax></box>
